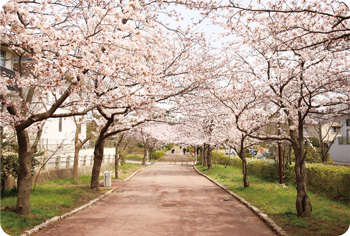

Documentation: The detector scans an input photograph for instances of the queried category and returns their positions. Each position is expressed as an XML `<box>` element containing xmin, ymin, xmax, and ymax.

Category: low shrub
<box><xmin>211</xmin><ymin>154</ymin><xmax>350</xmax><ymax>201</ymax></box>
<box><xmin>151</xmin><ymin>150</ymin><xmax>164</xmax><ymax>160</ymax></box>
<box><xmin>305</xmin><ymin>164</ymin><xmax>350</xmax><ymax>201</ymax></box>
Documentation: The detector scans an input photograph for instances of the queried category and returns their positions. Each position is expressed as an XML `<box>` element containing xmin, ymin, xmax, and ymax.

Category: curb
<box><xmin>193</xmin><ymin>165</ymin><xmax>288</xmax><ymax>236</ymax></box>
<box><xmin>20</xmin><ymin>166</ymin><xmax>151</xmax><ymax>236</ymax></box>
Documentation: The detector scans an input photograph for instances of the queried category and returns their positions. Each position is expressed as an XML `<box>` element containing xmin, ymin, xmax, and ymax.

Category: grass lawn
<box><xmin>126</xmin><ymin>153</ymin><xmax>157</xmax><ymax>162</ymax></box>
<box><xmin>1</xmin><ymin>163</ymin><xmax>144</xmax><ymax>236</ymax></box>
<box><xmin>197</xmin><ymin>164</ymin><xmax>350</xmax><ymax>236</ymax></box>
<box><xmin>117</xmin><ymin>163</ymin><xmax>147</xmax><ymax>180</ymax></box>
<box><xmin>126</xmin><ymin>153</ymin><xmax>144</xmax><ymax>162</ymax></box>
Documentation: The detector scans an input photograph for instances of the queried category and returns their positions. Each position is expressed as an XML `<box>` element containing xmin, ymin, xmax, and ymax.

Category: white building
<box><xmin>329</xmin><ymin>117</ymin><xmax>350</xmax><ymax>164</ymax></box>
<box><xmin>38</xmin><ymin>117</ymin><xmax>87</xmax><ymax>152</ymax></box>
<box><xmin>1</xmin><ymin>46</ymin><xmax>87</xmax><ymax>153</ymax></box>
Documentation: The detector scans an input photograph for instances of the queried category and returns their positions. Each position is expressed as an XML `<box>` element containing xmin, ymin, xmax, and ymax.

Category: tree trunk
<box><xmin>73</xmin><ymin>120</ymin><xmax>81</xmax><ymax>182</ymax></box>
<box><xmin>148</xmin><ymin>147</ymin><xmax>153</xmax><ymax>160</ymax></box>
<box><xmin>142</xmin><ymin>139</ymin><xmax>149</xmax><ymax>165</ymax></box>
<box><xmin>16</xmin><ymin>129</ymin><xmax>32</xmax><ymax>215</ymax></box>
<box><xmin>198</xmin><ymin>146</ymin><xmax>203</xmax><ymax>165</ymax></box>
<box><xmin>91</xmin><ymin>138</ymin><xmax>104</xmax><ymax>190</ymax></box>
<box><xmin>202</xmin><ymin>145</ymin><xmax>208</xmax><ymax>167</ymax></box>
<box><xmin>73</xmin><ymin>150</ymin><xmax>79</xmax><ymax>182</ymax></box>
<box><xmin>289</xmin><ymin>117</ymin><xmax>312</xmax><ymax>217</ymax></box>
<box><xmin>294</xmin><ymin>148</ymin><xmax>312</xmax><ymax>217</ymax></box>
<box><xmin>207</xmin><ymin>145</ymin><xmax>213</xmax><ymax>169</ymax></box>
<box><xmin>241</xmin><ymin>157</ymin><xmax>249</xmax><ymax>187</ymax></box>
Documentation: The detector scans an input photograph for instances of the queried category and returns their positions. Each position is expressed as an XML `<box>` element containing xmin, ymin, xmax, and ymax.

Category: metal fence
<box><xmin>35</xmin><ymin>154</ymin><xmax>115</xmax><ymax>171</ymax></box>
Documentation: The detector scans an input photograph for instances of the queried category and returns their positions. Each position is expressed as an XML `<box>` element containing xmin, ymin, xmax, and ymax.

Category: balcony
<box><xmin>338</xmin><ymin>136</ymin><xmax>350</xmax><ymax>145</ymax></box>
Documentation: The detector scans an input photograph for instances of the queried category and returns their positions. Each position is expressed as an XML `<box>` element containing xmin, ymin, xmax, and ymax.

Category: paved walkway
<box><xmin>34</xmin><ymin>162</ymin><xmax>275</xmax><ymax>236</ymax></box>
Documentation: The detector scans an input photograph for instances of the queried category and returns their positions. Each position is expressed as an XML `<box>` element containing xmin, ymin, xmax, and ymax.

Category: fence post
<box><xmin>56</xmin><ymin>156</ymin><xmax>61</xmax><ymax>169</ymax></box>
<box><xmin>66</xmin><ymin>155</ymin><xmax>71</xmax><ymax>168</ymax></box>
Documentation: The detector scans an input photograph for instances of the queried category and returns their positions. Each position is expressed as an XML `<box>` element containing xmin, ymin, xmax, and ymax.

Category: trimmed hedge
<box><xmin>151</xmin><ymin>150</ymin><xmax>164</xmax><ymax>160</ymax></box>
<box><xmin>210</xmin><ymin>154</ymin><xmax>350</xmax><ymax>201</ymax></box>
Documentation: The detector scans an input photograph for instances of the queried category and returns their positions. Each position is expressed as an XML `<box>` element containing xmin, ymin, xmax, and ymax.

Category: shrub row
<box><xmin>151</xmin><ymin>150</ymin><xmax>164</xmax><ymax>160</ymax></box>
<box><xmin>211</xmin><ymin>152</ymin><xmax>350</xmax><ymax>201</ymax></box>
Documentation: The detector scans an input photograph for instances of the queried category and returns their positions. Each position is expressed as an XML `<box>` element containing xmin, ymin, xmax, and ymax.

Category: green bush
<box><xmin>151</xmin><ymin>150</ymin><xmax>164</xmax><ymax>160</ymax></box>
<box><xmin>212</xmin><ymin>154</ymin><xmax>350</xmax><ymax>201</ymax></box>
<box><xmin>212</xmin><ymin>152</ymin><xmax>228</xmax><ymax>165</ymax></box>
<box><xmin>305</xmin><ymin>145</ymin><xmax>322</xmax><ymax>163</ymax></box>
<box><xmin>309</xmin><ymin>137</ymin><xmax>321</xmax><ymax>147</ymax></box>
<box><xmin>305</xmin><ymin>164</ymin><xmax>350</xmax><ymax>201</ymax></box>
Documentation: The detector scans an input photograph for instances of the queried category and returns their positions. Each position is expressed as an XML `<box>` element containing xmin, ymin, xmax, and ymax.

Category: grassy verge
<box><xmin>1</xmin><ymin>163</ymin><xmax>144</xmax><ymax>236</ymax></box>
<box><xmin>196</xmin><ymin>164</ymin><xmax>350</xmax><ymax>236</ymax></box>
<box><xmin>126</xmin><ymin>153</ymin><xmax>157</xmax><ymax>162</ymax></box>
<box><xmin>117</xmin><ymin>163</ymin><xmax>147</xmax><ymax>180</ymax></box>
<box><xmin>126</xmin><ymin>153</ymin><xmax>144</xmax><ymax>162</ymax></box>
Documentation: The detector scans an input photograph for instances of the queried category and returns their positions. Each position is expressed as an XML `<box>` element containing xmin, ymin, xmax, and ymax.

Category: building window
<box><xmin>58</xmin><ymin>118</ymin><xmax>62</xmax><ymax>132</ymax></box>
<box><xmin>346</xmin><ymin>119</ymin><xmax>350</xmax><ymax>126</ymax></box>
<box><xmin>331</xmin><ymin>126</ymin><xmax>341</xmax><ymax>133</ymax></box>
<box><xmin>0</xmin><ymin>50</ymin><xmax>5</xmax><ymax>67</ymax></box>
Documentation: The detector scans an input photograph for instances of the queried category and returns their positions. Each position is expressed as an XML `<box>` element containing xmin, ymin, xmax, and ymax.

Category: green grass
<box><xmin>118</xmin><ymin>163</ymin><xmax>146</xmax><ymax>180</ymax></box>
<box><xmin>1</xmin><ymin>163</ymin><xmax>144</xmax><ymax>236</ymax></box>
<box><xmin>126</xmin><ymin>153</ymin><xmax>144</xmax><ymax>162</ymax></box>
<box><xmin>126</xmin><ymin>154</ymin><xmax>157</xmax><ymax>162</ymax></box>
<box><xmin>197</xmin><ymin>164</ymin><xmax>350</xmax><ymax>236</ymax></box>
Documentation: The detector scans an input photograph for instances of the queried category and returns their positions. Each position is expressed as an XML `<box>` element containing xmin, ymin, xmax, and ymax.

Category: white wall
<box><xmin>40</xmin><ymin>116</ymin><xmax>87</xmax><ymax>151</ymax></box>
<box><xmin>329</xmin><ymin>119</ymin><xmax>350</xmax><ymax>164</ymax></box>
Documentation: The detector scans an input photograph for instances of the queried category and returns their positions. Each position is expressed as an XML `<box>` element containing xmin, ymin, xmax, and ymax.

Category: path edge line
<box><xmin>192</xmin><ymin>165</ymin><xmax>288</xmax><ymax>236</ymax></box>
<box><xmin>20</xmin><ymin>165</ymin><xmax>151</xmax><ymax>236</ymax></box>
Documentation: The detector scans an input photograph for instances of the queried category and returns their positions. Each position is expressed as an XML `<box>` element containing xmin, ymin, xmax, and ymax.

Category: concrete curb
<box><xmin>193</xmin><ymin>165</ymin><xmax>288</xmax><ymax>236</ymax></box>
<box><xmin>20</xmin><ymin>166</ymin><xmax>150</xmax><ymax>236</ymax></box>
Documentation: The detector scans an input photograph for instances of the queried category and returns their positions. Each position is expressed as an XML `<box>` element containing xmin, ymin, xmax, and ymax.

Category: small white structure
<box><xmin>329</xmin><ymin>118</ymin><xmax>350</xmax><ymax>164</ymax></box>
<box><xmin>38</xmin><ymin>117</ymin><xmax>87</xmax><ymax>152</ymax></box>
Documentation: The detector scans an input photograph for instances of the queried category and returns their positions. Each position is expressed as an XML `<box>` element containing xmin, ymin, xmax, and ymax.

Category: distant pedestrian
<box><xmin>171</xmin><ymin>148</ymin><xmax>175</xmax><ymax>154</ymax></box>
<box><xmin>183</xmin><ymin>148</ymin><xmax>186</xmax><ymax>155</ymax></box>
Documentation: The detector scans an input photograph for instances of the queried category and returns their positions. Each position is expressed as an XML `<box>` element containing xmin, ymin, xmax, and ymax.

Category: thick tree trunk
<box><xmin>294</xmin><ymin>148</ymin><xmax>312</xmax><ymax>217</ymax></box>
<box><xmin>202</xmin><ymin>145</ymin><xmax>208</xmax><ymax>167</ymax></box>
<box><xmin>16</xmin><ymin>129</ymin><xmax>32</xmax><ymax>215</ymax></box>
<box><xmin>142</xmin><ymin>148</ymin><xmax>147</xmax><ymax>165</ymax></box>
<box><xmin>148</xmin><ymin>147</ymin><xmax>153</xmax><ymax>160</ymax></box>
<box><xmin>289</xmin><ymin>116</ymin><xmax>312</xmax><ymax>217</ymax></box>
<box><xmin>207</xmin><ymin>145</ymin><xmax>213</xmax><ymax>169</ymax></box>
<box><xmin>91</xmin><ymin>138</ymin><xmax>104</xmax><ymax>190</ymax></box>
<box><xmin>241</xmin><ymin>157</ymin><xmax>249</xmax><ymax>188</ymax></box>
<box><xmin>73</xmin><ymin>150</ymin><xmax>79</xmax><ymax>182</ymax></box>
<box><xmin>198</xmin><ymin>146</ymin><xmax>203</xmax><ymax>165</ymax></box>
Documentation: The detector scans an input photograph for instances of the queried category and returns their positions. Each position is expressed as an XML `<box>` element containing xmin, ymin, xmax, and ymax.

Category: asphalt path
<box><xmin>34</xmin><ymin>161</ymin><xmax>275</xmax><ymax>236</ymax></box>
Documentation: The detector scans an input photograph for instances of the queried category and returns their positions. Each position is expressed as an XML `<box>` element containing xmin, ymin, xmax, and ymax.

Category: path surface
<box><xmin>35</xmin><ymin>159</ymin><xmax>275</xmax><ymax>236</ymax></box>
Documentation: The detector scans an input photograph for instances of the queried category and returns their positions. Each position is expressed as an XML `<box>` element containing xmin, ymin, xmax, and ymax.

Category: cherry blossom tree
<box><xmin>0</xmin><ymin>0</ymin><xmax>198</xmax><ymax>213</ymax></box>
<box><xmin>212</xmin><ymin>0</ymin><xmax>350</xmax><ymax>217</ymax></box>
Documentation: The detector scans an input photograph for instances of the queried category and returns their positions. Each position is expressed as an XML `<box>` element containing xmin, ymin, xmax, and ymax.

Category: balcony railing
<box><xmin>338</xmin><ymin>136</ymin><xmax>350</xmax><ymax>145</ymax></box>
